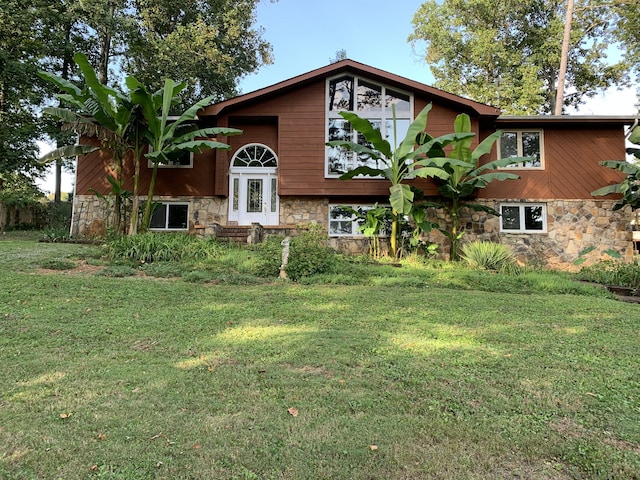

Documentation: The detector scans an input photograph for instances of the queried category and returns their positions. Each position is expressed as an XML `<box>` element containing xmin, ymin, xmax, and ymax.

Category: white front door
<box><xmin>228</xmin><ymin>144</ymin><xmax>280</xmax><ymax>226</ymax></box>
<box><xmin>229</xmin><ymin>170</ymin><xmax>279</xmax><ymax>225</ymax></box>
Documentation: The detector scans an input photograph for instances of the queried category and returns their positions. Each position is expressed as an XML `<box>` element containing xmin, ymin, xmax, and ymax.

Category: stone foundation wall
<box><xmin>428</xmin><ymin>199</ymin><xmax>634</xmax><ymax>269</ymax></box>
<box><xmin>72</xmin><ymin>195</ymin><xmax>228</xmax><ymax>237</ymax></box>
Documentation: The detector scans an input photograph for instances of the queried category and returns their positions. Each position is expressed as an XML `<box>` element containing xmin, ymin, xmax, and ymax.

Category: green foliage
<box><xmin>286</xmin><ymin>226</ymin><xmax>338</xmax><ymax>281</ymax></box>
<box><xmin>409</xmin><ymin>0</ymin><xmax>630</xmax><ymax>114</ymax></box>
<box><xmin>422</xmin><ymin>113</ymin><xmax>524</xmax><ymax>260</ymax></box>
<box><xmin>106</xmin><ymin>233</ymin><xmax>228</xmax><ymax>262</ymax></box>
<box><xmin>577</xmin><ymin>259</ymin><xmax>640</xmax><ymax>289</ymax></box>
<box><xmin>97</xmin><ymin>265</ymin><xmax>138</xmax><ymax>277</ymax></box>
<box><xmin>246</xmin><ymin>236</ymin><xmax>285</xmax><ymax>278</ymax></box>
<box><xmin>460</xmin><ymin>241</ymin><xmax>516</xmax><ymax>271</ymax></box>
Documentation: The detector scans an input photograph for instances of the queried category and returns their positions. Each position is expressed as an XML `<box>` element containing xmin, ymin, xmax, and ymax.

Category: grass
<box><xmin>0</xmin><ymin>234</ymin><xmax>638</xmax><ymax>479</ymax></box>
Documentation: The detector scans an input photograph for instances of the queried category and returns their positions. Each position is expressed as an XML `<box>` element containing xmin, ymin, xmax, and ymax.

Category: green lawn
<box><xmin>1</xmin><ymin>237</ymin><xmax>638</xmax><ymax>479</ymax></box>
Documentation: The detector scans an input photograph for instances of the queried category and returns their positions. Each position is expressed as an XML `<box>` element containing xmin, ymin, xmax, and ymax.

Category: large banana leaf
<box><xmin>39</xmin><ymin>144</ymin><xmax>98</xmax><ymax>164</ymax></box>
<box><xmin>326</xmin><ymin>140</ymin><xmax>384</xmax><ymax>163</ymax></box>
<box><xmin>389</xmin><ymin>183</ymin><xmax>414</xmax><ymax>215</ymax></box>
<box><xmin>396</xmin><ymin>103</ymin><xmax>432</xmax><ymax>160</ymax></box>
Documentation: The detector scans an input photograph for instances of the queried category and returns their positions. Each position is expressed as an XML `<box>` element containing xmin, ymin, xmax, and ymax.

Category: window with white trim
<box><xmin>326</xmin><ymin>75</ymin><xmax>413</xmax><ymax>176</ymax></box>
<box><xmin>328</xmin><ymin>204</ymin><xmax>390</xmax><ymax>237</ymax></box>
<box><xmin>498</xmin><ymin>130</ymin><xmax>543</xmax><ymax>169</ymax></box>
<box><xmin>147</xmin><ymin>149</ymin><xmax>193</xmax><ymax>168</ymax></box>
<box><xmin>149</xmin><ymin>203</ymin><xmax>189</xmax><ymax>230</ymax></box>
<box><xmin>500</xmin><ymin>203</ymin><xmax>546</xmax><ymax>233</ymax></box>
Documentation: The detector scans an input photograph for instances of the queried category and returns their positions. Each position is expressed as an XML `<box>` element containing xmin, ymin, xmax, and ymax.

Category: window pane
<box><xmin>168</xmin><ymin>205</ymin><xmax>188</xmax><ymax>229</ymax></box>
<box><xmin>150</xmin><ymin>204</ymin><xmax>167</xmax><ymax>229</ymax></box>
<box><xmin>247</xmin><ymin>179</ymin><xmax>263</xmax><ymax>213</ymax></box>
<box><xmin>329</xmin><ymin>206</ymin><xmax>354</xmax><ymax>235</ymax></box>
<box><xmin>522</xmin><ymin>132</ymin><xmax>541</xmax><ymax>167</ymax></box>
<box><xmin>357</xmin><ymin>119</ymin><xmax>381</xmax><ymax>168</ymax></box>
<box><xmin>386</xmin><ymin>89</ymin><xmax>411</xmax><ymax>114</ymax></box>
<box><xmin>501</xmin><ymin>206</ymin><xmax>520</xmax><ymax>230</ymax></box>
<box><xmin>270</xmin><ymin>178</ymin><xmax>277</xmax><ymax>212</ymax></box>
<box><xmin>524</xmin><ymin>206</ymin><xmax>543</xmax><ymax>230</ymax></box>
<box><xmin>500</xmin><ymin>132</ymin><xmax>518</xmax><ymax>158</ymax></box>
<box><xmin>329</xmin><ymin>76</ymin><xmax>353</xmax><ymax>111</ymax></box>
<box><xmin>357</xmin><ymin>80</ymin><xmax>382</xmax><ymax>113</ymax></box>
<box><xmin>385</xmin><ymin>118</ymin><xmax>410</xmax><ymax>150</ymax></box>
<box><xmin>167</xmin><ymin>150</ymin><xmax>191</xmax><ymax>166</ymax></box>
<box><xmin>232</xmin><ymin>178</ymin><xmax>239</xmax><ymax>212</ymax></box>
<box><xmin>328</xmin><ymin>119</ymin><xmax>353</xmax><ymax>174</ymax></box>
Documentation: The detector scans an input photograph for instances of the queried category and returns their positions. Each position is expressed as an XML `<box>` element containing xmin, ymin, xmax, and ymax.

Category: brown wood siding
<box><xmin>211</xmin><ymin>80</ymin><xmax>480</xmax><ymax>199</ymax></box>
<box><xmin>479</xmin><ymin>126</ymin><xmax>627</xmax><ymax>200</ymax></box>
<box><xmin>76</xmin><ymin>136</ymin><xmax>217</xmax><ymax>196</ymax></box>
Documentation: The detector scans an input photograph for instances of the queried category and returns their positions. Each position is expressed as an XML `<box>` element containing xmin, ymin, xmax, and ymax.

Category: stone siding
<box><xmin>429</xmin><ymin>199</ymin><xmax>634</xmax><ymax>269</ymax></box>
<box><xmin>72</xmin><ymin>195</ymin><xmax>228</xmax><ymax>237</ymax></box>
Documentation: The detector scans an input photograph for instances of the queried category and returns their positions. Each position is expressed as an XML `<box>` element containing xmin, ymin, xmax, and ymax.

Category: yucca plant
<box><xmin>460</xmin><ymin>241</ymin><xmax>516</xmax><ymax>271</ymax></box>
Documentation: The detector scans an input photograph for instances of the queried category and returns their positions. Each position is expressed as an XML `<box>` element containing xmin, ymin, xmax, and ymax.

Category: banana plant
<box><xmin>327</xmin><ymin>103</ymin><xmax>474</xmax><ymax>257</ymax></box>
<box><xmin>39</xmin><ymin>53</ymin><xmax>140</xmax><ymax>234</ymax></box>
<box><xmin>126</xmin><ymin>77</ymin><xmax>243</xmax><ymax>232</ymax></box>
<box><xmin>422</xmin><ymin>113</ymin><xmax>526</xmax><ymax>260</ymax></box>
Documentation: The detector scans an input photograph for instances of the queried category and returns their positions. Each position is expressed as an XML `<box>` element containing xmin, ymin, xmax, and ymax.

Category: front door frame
<box><xmin>229</xmin><ymin>167</ymin><xmax>279</xmax><ymax>225</ymax></box>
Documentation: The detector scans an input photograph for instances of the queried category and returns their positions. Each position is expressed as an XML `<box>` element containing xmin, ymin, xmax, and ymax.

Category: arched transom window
<box><xmin>232</xmin><ymin>144</ymin><xmax>277</xmax><ymax>168</ymax></box>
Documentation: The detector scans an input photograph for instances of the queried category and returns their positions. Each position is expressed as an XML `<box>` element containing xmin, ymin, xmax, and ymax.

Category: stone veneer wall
<box><xmin>72</xmin><ymin>195</ymin><xmax>228</xmax><ymax>237</ymax></box>
<box><xmin>435</xmin><ymin>199</ymin><xmax>634</xmax><ymax>269</ymax></box>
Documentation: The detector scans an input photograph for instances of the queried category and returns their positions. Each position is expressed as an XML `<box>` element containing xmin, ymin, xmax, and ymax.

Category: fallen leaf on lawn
<box><xmin>59</xmin><ymin>412</ymin><xmax>72</xmax><ymax>419</ymax></box>
<box><xmin>192</xmin><ymin>444</ymin><xmax>201</xmax><ymax>449</ymax></box>
<box><xmin>287</xmin><ymin>407</ymin><xmax>299</xmax><ymax>417</ymax></box>
<box><xmin>150</xmin><ymin>433</ymin><xmax>163</xmax><ymax>440</ymax></box>
<box><xmin>97</xmin><ymin>433</ymin><xmax>107</xmax><ymax>441</ymax></box>
<box><xmin>90</xmin><ymin>465</ymin><xmax>98</xmax><ymax>471</ymax></box>
<box><xmin>369</xmin><ymin>445</ymin><xmax>378</xmax><ymax>451</ymax></box>
<box><xmin>338</xmin><ymin>379</ymin><xmax>345</xmax><ymax>384</ymax></box>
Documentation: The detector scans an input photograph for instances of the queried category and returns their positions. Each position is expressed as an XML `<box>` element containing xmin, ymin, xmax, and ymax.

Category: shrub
<box><xmin>460</xmin><ymin>241</ymin><xmax>516</xmax><ymax>271</ymax></box>
<box><xmin>106</xmin><ymin>233</ymin><xmax>227</xmax><ymax>262</ymax></box>
<box><xmin>285</xmin><ymin>225</ymin><xmax>338</xmax><ymax>281</ymax></box>
<box><xmin>577</xmin><ymin>260</ymin><xmax>640</xmax><ymax>289</ymax></box>
<box><xmin>246</xmin><ymin>236</ymin><xmax>284</xmax><ymax>278</ymax></box>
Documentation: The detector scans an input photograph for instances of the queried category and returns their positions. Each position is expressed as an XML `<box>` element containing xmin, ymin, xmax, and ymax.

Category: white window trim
<box><xmin>328</xmin><ymin>204</ymin><xmax>390</xmax><ymax>237</ymax></box>
<box><xmin>500</xmin><ymin>203</ymin><xmax>547</xmax><ymax>233</ymax></box>
<box><xmin>498</xmin><ymin>129</ymin><xmax>545</xmax><ymax>170</ymax></box>
<box><xmin>149</xmin><ymin>202</ymin><xmax>190</xmax><ymax>231</ymax></box>
<box><xmin>147</xmin><ymin>147</ymin><xmax>194</xmax><ymax>169</ymax></box>
<box><xmin>325</xmin><ymin>75</ymin><xmax>414</xmax><ymax>178</ymax></box>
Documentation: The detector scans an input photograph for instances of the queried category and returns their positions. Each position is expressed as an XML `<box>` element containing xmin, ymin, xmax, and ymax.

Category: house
<box><xmin>72</xmin><ymin>59</ymin><xmax>637</xmax><ymax>267</ymax></box>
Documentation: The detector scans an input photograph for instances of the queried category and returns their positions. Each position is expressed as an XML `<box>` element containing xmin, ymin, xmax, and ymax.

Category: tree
<box><xmin>330</xmin><ymin>49</ymin><xmax>348</xmax><ymax>63</ymax></box>
<box><xmin>328</xmin><ymin>103</ymin><xmax>475</xmax><ymax>257</ymax></box>
<box><xmin>128</xmin><ymin>77</ymin><xmax>242</xmax><ymax>232</ymax></box>
<box><xmin>124</xmin><ymin>0</ymin><xmax>273</xmax><ymax>109</ymax></box>
<box><xmin>409</xmin><ymin>0</ymin><xmax>629</xmax><ymax>114</ymax></box>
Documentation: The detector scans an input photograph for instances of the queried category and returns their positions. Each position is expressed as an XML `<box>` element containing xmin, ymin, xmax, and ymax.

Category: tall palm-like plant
<box><xmin>328</xmin><ymin>103</ymin><xmax>474</xmax><ymax>257</ymax></box>
<box><xmin>127</xmin><ymin>78</ymin><xmax>242</xmax><ymax>232</ymax></box>
<box><xmin>39</xmin><ymin>53</ymin><xmax>140</xmax><ymax>234</ymax></box>
<box><xmin>423</xmin><ymin>114</ymin><xmax>525</xmax><ymax>260</ymax></box>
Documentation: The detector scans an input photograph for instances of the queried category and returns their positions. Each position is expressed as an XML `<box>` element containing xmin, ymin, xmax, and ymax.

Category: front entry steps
<box><xmin>215</xmin><ymin>224</ymin><xmax>264</xmax><ymax>244</ymax></box>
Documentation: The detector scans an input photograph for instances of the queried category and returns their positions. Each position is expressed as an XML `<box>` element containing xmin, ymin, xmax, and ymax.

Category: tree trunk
<box><xmin>140</xmin><ymin>162</ymin><xmax>159</xmax><ymax>233</ymax></box>
<box><xmin>555</xmin><ymin>0</ymin><xmax>574</xmax><ymax>115</ymax></box>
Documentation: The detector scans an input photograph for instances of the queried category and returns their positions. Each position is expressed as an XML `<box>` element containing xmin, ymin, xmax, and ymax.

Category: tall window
<box><xmin>150</xmin><ymin>203</ymin><xmax>189</xmax><ymax>230</ymax></box>
<box><xmin>500</xmin><ymin>203</ymin><xmax>546</xmax><ymax>233</ymax></box>
<box><xmin>498</xmin><ymin>130</ymin><xmax>543</xmax><ymax>169</ymax></box>
<box><xmin>326</xmin><ymin>75</ymin><xmax>413</xmax><ymax>176</ymax></box>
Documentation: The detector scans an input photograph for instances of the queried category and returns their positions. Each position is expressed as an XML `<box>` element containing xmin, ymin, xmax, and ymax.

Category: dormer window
<box><xmin>326</xmin><ymin>75</ymin><xmax>413</xmax><ymax>177</ymax></box>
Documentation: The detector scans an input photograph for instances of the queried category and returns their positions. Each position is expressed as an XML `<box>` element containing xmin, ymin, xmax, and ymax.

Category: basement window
<box><xmin>500</xmin><ymin>203</ymin><xmax>546</xmax><ymax>233</ymax></box>
<box><xmin>149</xmin><ymin>203</ymin><xmax>189</xmax><ymax>230</ymax></box>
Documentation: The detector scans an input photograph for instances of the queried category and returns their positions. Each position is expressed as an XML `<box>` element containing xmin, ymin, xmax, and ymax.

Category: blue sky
<box><xmin>238</xmin><ymin>0</ymin><xmax>434</xmax><ymax>93</ymax></box>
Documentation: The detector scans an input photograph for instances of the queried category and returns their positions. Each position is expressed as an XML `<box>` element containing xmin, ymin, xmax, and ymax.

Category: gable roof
<box><xmin>199</xmin><ymin>59</ymin><xmax>501</xmax><ymax>119</ymax></box>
